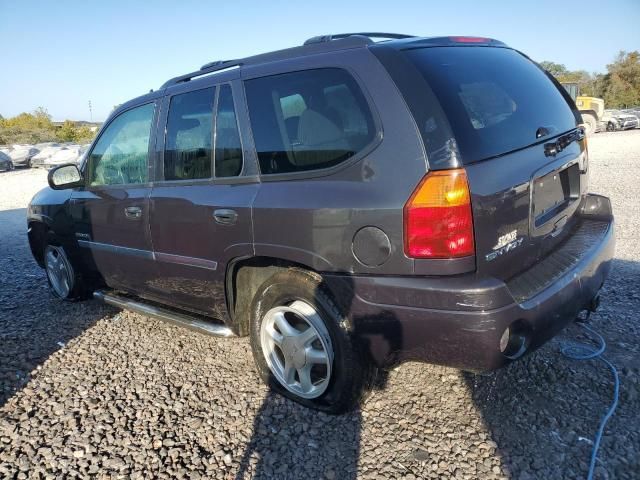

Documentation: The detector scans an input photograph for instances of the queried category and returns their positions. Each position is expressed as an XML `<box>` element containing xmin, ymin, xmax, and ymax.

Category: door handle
<box><xmin>213</xmin><ymin>209</ymin><xmax>238</xmax><ymax>225</ymax></box>
<box><xmin>124</xmin><ymin>206</ymin><xmax>142</xmax><ymax>220</ymax></box>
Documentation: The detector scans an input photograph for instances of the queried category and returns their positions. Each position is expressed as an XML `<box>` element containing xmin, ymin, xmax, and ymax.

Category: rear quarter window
<box><xmin>404</xmin><ymin>47</ymin><xmax>578</xmax><ymax>164</ymax></box>
<box><xmin>244</xmin><ymin>68</ymin><xmax>376</xmax><ymax>175</ymax></box>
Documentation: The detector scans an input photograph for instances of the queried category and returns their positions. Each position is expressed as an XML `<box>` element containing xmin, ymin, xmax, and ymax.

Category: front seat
<box><xmin>294</xmin><ymin>109</ymin><xmax>350</xmax><ymax>168</ymax></box>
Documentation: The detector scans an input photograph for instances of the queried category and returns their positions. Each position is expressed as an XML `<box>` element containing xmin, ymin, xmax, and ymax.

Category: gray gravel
<box><xmin>1</xmin><ymin>132</ymin><xmax>639</xmax><ymax>479</ymax></box>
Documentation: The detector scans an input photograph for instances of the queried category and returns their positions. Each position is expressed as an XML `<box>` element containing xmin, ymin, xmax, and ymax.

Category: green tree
<box><xmin>57</xmin><ymin>120</ymin><xmax>78</xmax><ymax>142</ymax></box>
<box><xmin>602</xmin><ymin>51</ymin><xmax>640</xmax><ymax>108</ymax></box>
<box><xmin>74</xmin><ymin>126</ymin><xmax>96</xmax><ymax>143</ymax></box>
<box><xmin>55</xmin><ymin>121</ymin><xmax>97</xmax><ymax>143</ymax></box>
<box><xmin>0</xmin><ymin>107</ymin><xmax>57</xmax><ymax>144</ymax></box>
<box><xmin>540</xmin><ymin>51</ymin><xmax>640</xmax><ymax>108</ymax></box>
<box><xmin>539</xmin><ymin>61</ymin><xmax>568</xmax><ymax>77</ymax></box>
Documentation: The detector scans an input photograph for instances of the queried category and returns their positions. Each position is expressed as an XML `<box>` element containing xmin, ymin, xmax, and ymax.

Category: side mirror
<box><xmin>48</xmin><ymin>163</ymin><xmax>83</xmax><ymax>190</ymax></box>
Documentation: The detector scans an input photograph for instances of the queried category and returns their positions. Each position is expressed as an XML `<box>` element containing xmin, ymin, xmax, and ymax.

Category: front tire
<box><xmin>249</xmin><ymin>269</ymin><xmax>370</xmax><ymax>413</ymax></box>
<box><xmin>44</xmin><ymin>244</ymin><xmax>86</xmax><ymax>300</ymax></box>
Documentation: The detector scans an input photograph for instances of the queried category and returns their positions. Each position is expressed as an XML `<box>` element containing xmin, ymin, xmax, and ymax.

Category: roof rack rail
<box><xmin>304</xmin><ymin>32</ymin><xmax>415</xmax><ymax>45</ymax></box>
<box><xmin>200</xmin><ymin>59</ymin><xmax>234</xmax><ymax>70</ymax></box>
<box><xmin>160</xmin><ymin>59</ymin><xmax>240</xmax><ymax>89</ymax></box>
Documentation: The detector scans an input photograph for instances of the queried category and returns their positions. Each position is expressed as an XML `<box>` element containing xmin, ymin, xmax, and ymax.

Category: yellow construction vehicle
<box><xmin>561</xmin><ymin>82</ymin><xmax>605</xmax><ymax>135</ymax></box>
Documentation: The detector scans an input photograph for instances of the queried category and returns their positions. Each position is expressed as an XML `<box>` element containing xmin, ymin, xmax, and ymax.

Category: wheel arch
<box><xmin>27</xmin><ymin>220</ymin><xmax>50</xmax><ymax>267</ymax></box>
<box><xmin>225</xmin><ymin>256</ymin><xmax>325</xmax><ymax>336</ymax></box>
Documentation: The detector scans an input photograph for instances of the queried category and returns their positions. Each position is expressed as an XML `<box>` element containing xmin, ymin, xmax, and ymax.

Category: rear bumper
<box><xmin>324</xmin><ymin>194</ymin><xmax>615</xmax><ymax>372</ymax></box>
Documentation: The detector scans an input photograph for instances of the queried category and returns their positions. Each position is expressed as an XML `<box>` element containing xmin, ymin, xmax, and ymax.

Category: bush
<box><xmin>0</xmin><ymin>108</ymin><xmax>98</xmax><ymax>145</ymax></box>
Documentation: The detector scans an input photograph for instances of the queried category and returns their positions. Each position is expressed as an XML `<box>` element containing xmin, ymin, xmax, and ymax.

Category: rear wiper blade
<box><xmin>544</xmin><ymin>128</ymin><xmax>585</xmax><ymax>157</ymax></box>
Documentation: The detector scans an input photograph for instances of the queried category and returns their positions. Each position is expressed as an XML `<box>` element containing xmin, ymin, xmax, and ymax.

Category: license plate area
<box><xmin>533</xmin><ymin>163</ymin><xmax>580</xmax><ymax>227</ymax></box>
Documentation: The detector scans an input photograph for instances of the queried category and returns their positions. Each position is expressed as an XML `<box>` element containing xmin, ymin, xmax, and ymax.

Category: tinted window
<box><xmin>164</xmin><ymin>87</ymin><xmax>214</xmax><ymax>181</ymax></box>
<box><xmin>405</xmin><ymin>47</ymin><xmax>578</xmax><ymax>164</ymax></box>
<box><xmin>214</xmin><ymin>85</ymin><xmax>243</xmax><ymax>177</ymax></box>
<box><xmin>88</xmin><ymin>103</ymin><xmax>154</xmax><ymax>186</ymax></box>
<box><xmin>245</xmin><ymin>68</ymin><xmax>376</xmax><ymax>174</ymax></box>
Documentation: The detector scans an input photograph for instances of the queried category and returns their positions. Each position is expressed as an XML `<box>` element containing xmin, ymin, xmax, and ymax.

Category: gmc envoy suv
<box><xmin>28</xmin><ymin>33</ymin><xmax>614</xmax><ymax>412</ymax></box>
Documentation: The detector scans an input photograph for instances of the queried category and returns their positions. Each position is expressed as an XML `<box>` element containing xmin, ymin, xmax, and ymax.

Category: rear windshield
<box><xmin>404</xmin><ymin>47</ymin><xmax>578</xmax><ymax>164</ymax></box>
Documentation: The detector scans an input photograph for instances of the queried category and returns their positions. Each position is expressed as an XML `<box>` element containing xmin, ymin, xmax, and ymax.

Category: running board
<box><xmin>93</xmin><ymin>290</ymin><xmax>235</xmax><ymax>338</ymax></box>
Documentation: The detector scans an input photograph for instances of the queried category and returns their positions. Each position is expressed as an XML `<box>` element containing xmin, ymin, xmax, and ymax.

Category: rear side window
<box><xmin>245</xmin><ymin>68</ymin><xmax>376</xmax><ymax>175</ymax></box>
<box><xmin>404</xmin><ymin>47</ymin><xmax>577</xmax><ymax>164</ymax></box>
<box><xmin>214</xmin><ymin>85</ymin><xmax>243</xmax><ymax>177</ymax></box>
<box><xmin>164</xmin><ymin>87</ymin><xmax>214</xmax><ymax>181</ymax></box>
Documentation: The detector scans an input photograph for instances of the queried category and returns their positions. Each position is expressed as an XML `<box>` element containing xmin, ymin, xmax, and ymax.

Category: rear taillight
<box><xmin>404</xmin><ymin>169</ymin><xmax>475</xmax><ymax>259</ymax></box>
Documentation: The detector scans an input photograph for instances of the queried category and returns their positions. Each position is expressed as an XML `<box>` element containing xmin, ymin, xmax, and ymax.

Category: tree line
<box><xmin>0</xmin><ymin>108</ymin><xmax>98</xmax><ymax>145</ymax></box>
<box><xmin>540</xmin><ymin>50</ymin><xmax>640</xmax><ymax>108</ymax></box>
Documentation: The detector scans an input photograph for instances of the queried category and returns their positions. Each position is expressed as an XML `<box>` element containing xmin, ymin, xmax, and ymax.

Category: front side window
<box><xmin>164</xmin><ymin>87</ymin><xmax>215</xmax><ymax>181</ymax></box>
<box><xmin>214</xmin><ymin>85</ymin><xmax>243</xmax><ymax>177</ymax></box>
<box><xmin>87</xmin><ymin>103</ymin><xmax>155</xmax><ymax>186</ymax></box>
<box><xmin>245</xmin><ymin>68</ymin><xmax>376</xmax><ymax>175</ymax></box>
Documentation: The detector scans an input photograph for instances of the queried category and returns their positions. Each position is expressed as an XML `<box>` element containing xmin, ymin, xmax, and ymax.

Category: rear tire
<box><xmin>44</xmin><ymin>244</ymin><xmax>86</xmax><ymax>300</ymax></box>
<box><xmin>582</xmin><ymin>114</ymin><xmax>597</xmax><ymax>136</ymax></box>
<box><xmin>249</xmin><ymin>268</ymin><xmax>370</xmax><ymax>413</ymax></box>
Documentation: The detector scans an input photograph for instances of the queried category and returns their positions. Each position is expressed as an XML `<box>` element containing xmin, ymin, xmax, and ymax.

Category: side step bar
<box><xmin>93</xmin><ymin>290</ymin><xmax>235</xmax><ymax>338</ymax></box>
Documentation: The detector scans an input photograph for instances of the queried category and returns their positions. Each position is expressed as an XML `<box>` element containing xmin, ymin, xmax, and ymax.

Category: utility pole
<box><xmin>88</xmin><ymin>100</ymin><xmax>92</xmax><ymax>122</ymax></box>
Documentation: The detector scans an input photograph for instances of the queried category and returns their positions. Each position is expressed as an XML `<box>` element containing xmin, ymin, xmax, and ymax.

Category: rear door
<box><xmin>70</xmin><ymin>102</ymin><xmax>157</xmax><ymax>293</ymax></box>
<box><xmin>148</xmin><ymin>80</ymin><xmax>258</xmax><ymax>318</ymax></box>
<box><xmin>400</xmin><ymin>46</ymin><xmax>588</xmax><ymax>281</ymax></box>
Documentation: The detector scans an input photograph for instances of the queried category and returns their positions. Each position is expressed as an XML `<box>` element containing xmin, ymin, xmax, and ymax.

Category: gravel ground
<box><xmin>1</xmin><ymin>132</ymin><xmax>639</xmax><ymax>479</ymax></box>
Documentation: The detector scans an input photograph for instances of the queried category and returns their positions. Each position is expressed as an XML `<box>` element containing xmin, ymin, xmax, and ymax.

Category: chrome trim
<box><xmin>77</xmin><ymin>240</ymin><xmax>154</xmax><ymax>260</ymax></box>
<box><xmin>78</xmin><ymin>240</ymin><xmax>217</xmax><ymax>270</ymax></box>
<box><xmin>154</xmin><ymin>252</ymin><xmax>218</xmax><ymax>270</ymax></box>
<box><xmin>93</xmin><ymin>291</ymin><xmax>235</xmax><ymax>337</ymax></box>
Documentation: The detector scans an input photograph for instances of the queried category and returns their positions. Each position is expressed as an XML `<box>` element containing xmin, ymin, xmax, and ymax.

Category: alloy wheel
<box><xmin>45</xmin><ymin>245</ymin><xmax>73</xmax><ymax>298</ymax></box>
<box><xmin>260</xmin><ymin>300</ymin><xmax>333</xmax><ymax>399</ymax></box>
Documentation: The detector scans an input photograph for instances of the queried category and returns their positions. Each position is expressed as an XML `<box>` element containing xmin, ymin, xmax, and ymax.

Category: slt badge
<box><xmin>485</xmin><ymin>230</ymin><xmax>523</xmax><ymax>262</ymax></box>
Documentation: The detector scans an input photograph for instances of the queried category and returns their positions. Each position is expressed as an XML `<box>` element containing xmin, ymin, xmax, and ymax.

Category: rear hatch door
<box><xmin>402</xmin><ymin>45</ymin><xmax>588</xmax><ymax>281</ymax></box>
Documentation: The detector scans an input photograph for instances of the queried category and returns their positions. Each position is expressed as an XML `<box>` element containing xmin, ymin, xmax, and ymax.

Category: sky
<box><xmin>1</xmin><ymin>0</ymin><xmax>638</xmax><ymax>122</ymax></box>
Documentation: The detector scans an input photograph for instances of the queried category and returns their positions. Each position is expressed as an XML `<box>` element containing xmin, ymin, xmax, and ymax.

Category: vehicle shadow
<box><xmin>0</xmin><ymin>207</ymin><xmax>115</xmax><ymax>407</ymax></box>
<box><xmin>233</xmin><ymin>390</ymin><xmax>361</xmax><ymax>480</ymax></box>
<box><xmin>234</xmin><ymin>274</ymin><xmax>399</xmax><ymax>480</ymax></box>
<box><xmin>460</xmin><ymin>258</ymin><xmax>640</xmax><ymax>479</ymax></box>
<box><xmin>236</xmin><ymin>257</ymin><xmax>638</xmax><ymax>479</ymax></box>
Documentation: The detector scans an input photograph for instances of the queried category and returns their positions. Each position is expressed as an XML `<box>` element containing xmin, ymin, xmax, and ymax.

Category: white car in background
<box><xmin>39</xmin><ymin>145</ymin><xmax>86</xmax><ymax>168</ymax></box>
<box><xmin>604</xmin><ymin>109</ymin><xmax>640</xmax><ymax>131</ymax></box>
<box><xmin>5</xmin><ymin>144</ymin><xmax>40</xmax><ymax>168</ymax></box>
<box><xmin>30</xmin><ymin>143</ymin><xmax>64</xmax><ymax>168</ymax></box>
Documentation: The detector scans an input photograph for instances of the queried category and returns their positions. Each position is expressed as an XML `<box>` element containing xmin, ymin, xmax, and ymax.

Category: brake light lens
<box><xmin>449</xmin><ymin>36</ymin><xmax>490</xmax><ymax>43</ymax></box>
<box><xmin>404</xmin><ymin>169</ymin><xmax>475</xmax><ymax>258</ymax></box>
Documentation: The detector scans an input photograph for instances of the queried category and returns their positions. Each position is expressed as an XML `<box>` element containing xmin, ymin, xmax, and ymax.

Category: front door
<box><xmin>70</xmin><ymin>101</ymin><xmax>158</xmax><ymax>294</ymax></box>
<box><xmin>148</xmin><ymin>83</ymin><xmax>257</xmax><ymax>318</ymax></box>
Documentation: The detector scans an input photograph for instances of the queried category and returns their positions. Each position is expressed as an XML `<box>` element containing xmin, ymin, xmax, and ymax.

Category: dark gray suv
<box><xmin>27</xmin><ymin>33</ymin><xmax>614</xmax><ymax>412</ymax></box>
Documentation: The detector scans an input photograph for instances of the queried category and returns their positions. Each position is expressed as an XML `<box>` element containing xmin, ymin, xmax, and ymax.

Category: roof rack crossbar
<box><xmin>304</xmin><ymin>32</ymin><xmax>415</xmax><ymax>45</ymax></box>
<box><xmin>160</xmin><ymin>60</ymin><xmax>241</xmax><ymax>89</ymax></box>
